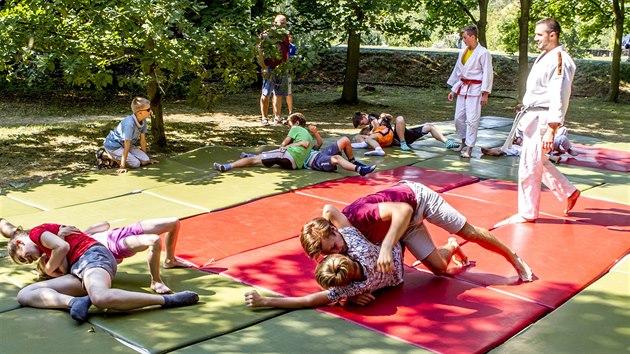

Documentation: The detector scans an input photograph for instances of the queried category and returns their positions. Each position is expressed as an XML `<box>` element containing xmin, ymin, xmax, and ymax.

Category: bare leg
<box><xmin>17</xmin><ymin>274</ymin><xmax>86</xmax><ymax>309</ymax></box>
<box><xmin>455</xmin><ymin>138</ymin><xmax>465</xmax><ymax>152</ymax></box>
<box><xmin>337</xmin><ymin>136</ymin><xmax>354</xmax><ymax>160</ymax></box>
<box><xmin>420</xmin><ymin>237</ymin><xmax>468</xmax><ymax>275</ymax></box>
<box><xmin>287</xmin><ymin>94</ymin><xmax>293</xmax><ymax>113</ymax></box>
<box><xmin>330</xmin><ymin>155</ymin><xmax>358</xmax><ymax>172</ymax></box>
<box><xmin>423</xmin><ymin>124</ymin><xmax>448</xmax><ymax>143</ymax></box>
<box><xmin>139</xmin><ymin>218</ymin><xmax>188</xmax><ymax>269</ymax></box>
<box><xmin>230</xmin><ymin>156</ymin><xmax>263</xmax><ymax>169</ymax></box>
<box><xmin>84</xmin><ymin>268</ymin><xmax>166</xmax><ymax>310</ymax></box>
<box><xmin>456</xmin><ymin>223</ymin><xmax>533</xmax><ymax>282</ymax></box>
<box><xmin>260</xmin><ymin>95</ymin><xmax>270</xmax><ymax>122</ymax></box>
<box><xmin>272</xmin><ymin>95</ymin><xmax>283</xmax><ymax>119</ymax></box>
<box><xmin>122</xmin><ymin>233</ymin><xmax>172</xmax><ymax>294</ymax></box>
<box><xmin>395</xmin><ymin>116</ymin><xmax>407</xmax><ymax>142</ymax></box>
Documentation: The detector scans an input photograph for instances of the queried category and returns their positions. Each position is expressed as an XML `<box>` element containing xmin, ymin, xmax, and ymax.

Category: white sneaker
<box><xmin>351</xmin><ymin>142</ymin><xmax>369</xmax><ymax>149</ymax></box>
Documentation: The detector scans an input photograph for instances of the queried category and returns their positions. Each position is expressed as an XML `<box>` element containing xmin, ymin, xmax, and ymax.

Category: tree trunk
<box><xmin>477</xmin><ymin>0</ymin><xmax>489</xmax><ymax>47</ymax></box>
<box><xmin>517</xmin><ymin>0</ymin><xmax>531</xmax><ymax>103</ymax></box>
<box><xmin>341</xmin><ymin>27</ymin><xmax>361</xmax><ymax>103</ymax></box>
<box><xmin>607</xmin><ymin>0</ymin><xmax>624</xmax><ymax>103</ymax></box>
<box><xmin>147</xmin><ymin>68</ymin><xmax>167</xmax><ymax>149</ymax></box>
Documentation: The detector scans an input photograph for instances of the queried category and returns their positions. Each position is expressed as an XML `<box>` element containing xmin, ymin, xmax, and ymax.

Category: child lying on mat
<box><xmin>2</xmin><ymin>217</ymin><xmax>190</xmax><ymax>294</ymax></box>
<box><xmin>244</xmin><ymin>209</ymin><xmax>460</xmax><ymax>308</ymax></box>
<box><xmin>6</xmin><ymin>222</ymin><xmax>199</xmax><ymax>322</ymax></box>
<box><xmin>214</xmin><ymin>113</ymin><xmax>375</xmax><ymax>176</ymax></box>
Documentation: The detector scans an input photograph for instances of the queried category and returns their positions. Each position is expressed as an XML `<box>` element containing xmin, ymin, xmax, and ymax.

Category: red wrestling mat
<box><xmin>451</xmin><ymin>219</ymin><xmax>630</xmax><ymax>309</ymax></box>
<box><xmin>176</xmin><ymin>193</ymin><xmax>346</xmax><ymax>267</ymax></box>
<box><xmin>446</xmin><ymin>179</ymin><xmax>630</xmax><ymax>231</ymax></box>
<box><xmin>555</xmin><ymin>144</ymin><xmax>630</xmax><ymax>173</ymax></box>
<box><xmin>294</xmin><ymin>166</ymin><xmax>479</xmax><ymax>204</ymax></box>
<box><xmin>208</xmin><ymin>238</ymin><xmax>548</xmax><ymax>354</ymax></box>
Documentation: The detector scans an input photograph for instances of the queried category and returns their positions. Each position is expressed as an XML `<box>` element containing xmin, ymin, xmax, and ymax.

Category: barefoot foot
<box><xmin>164</xmin><ymin>258</ymin><xmax>192</xmax><ymax>269</ymax></box>
<box><xmin>448</xmin><ymin>237</ymin><xmax>470</xmax><ymax>267</ymax></box>
<box><xmin>513</xmin><ymin>254</ymin><xmax>533</xmax><ymax>282</ymax></box>
<box><xmin>151</xmin><ymin>281</ymin><xmax>174</xmax><ymax>294</ymax></box>
<box><xmin>493</xmin><ymin>214</ymin><xmax>535</xmax><ymax>229</ymax></box>
<box><xmin>564</xmin><ymin>189</ymin><xmax>580</xmax><ymax>215</ymax></box>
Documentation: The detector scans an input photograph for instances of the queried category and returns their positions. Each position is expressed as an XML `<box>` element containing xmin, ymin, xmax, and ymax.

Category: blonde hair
<box><xmin>7</xmin><ymin>227</ymin><xmax>29</xmax><ymax>264</ymax></box>
<box><xmin>315</xmin><ymin>254</ymin><xmax>354</xmax><ymax>289</ymax></box>
<box><xmin>300</xmin><ymin>217</ymin><xmax>331</xmax><ymax>260</ymax></box>
<box><xmin>131</xmin><ymin>97</ymin><xmax>151</xmax><ymax>113</ymax></box>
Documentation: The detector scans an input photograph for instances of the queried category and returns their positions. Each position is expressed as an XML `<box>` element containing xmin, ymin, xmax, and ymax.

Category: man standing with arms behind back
<box><xmin>496</xmin><ymin>18</ymin><xmax>580</xmax><ymax>227</ymax></box>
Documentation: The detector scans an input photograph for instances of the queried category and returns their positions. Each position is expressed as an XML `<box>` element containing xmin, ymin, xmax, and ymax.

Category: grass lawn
<box><xmin>0</xmin><ymin>85</ymin><xmax>628</xmax><ymax>190</ymax></box>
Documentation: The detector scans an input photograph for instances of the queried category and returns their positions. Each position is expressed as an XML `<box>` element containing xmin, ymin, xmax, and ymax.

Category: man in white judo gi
<box><xmin>447</xmin><ymin>25</ymin><xmax>493</xmax><ymax>158</ymax></box>
<box><xmin>495</xmin><ymin>18</ymin><xmax>580</xmax><ymax>227</ymax></box>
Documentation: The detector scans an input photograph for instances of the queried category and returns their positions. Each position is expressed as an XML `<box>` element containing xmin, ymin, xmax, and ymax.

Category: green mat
<box><xmin>0</xmin><ymin>195</ymin><xmax>42</xmax><ymax>217</ymax></box>
<box><xmin>491</xmin><ymin>270</ymin><xmax>630</xmax><ymax>354</ymax></box>
<box><xmin>582</xmin><ymin>183</ymin><xmax>630</xmax><ymax>205</ymax></box>
<box><xmin>5</xmin><ymin>192</ymin><xmax>208</xmax><ymax>230</ymax></box>
<box><xmin>0</xmin><ymin>276</ymin><xmax>21</xmax><ymax>313</ymax></box>
<box><xmin>0</xmin><ymin>307</ymin><xmax>135</xmax><ymax>353</ymax></box>
<box><xmin>89</xmin><ymin>258</ymin><xmax>287</xmax><ymax>354</ymax></box>
<box><xmin>147</xmin><ymin>146</ymin><xmax>421</xmax><ymax>211</ymax></box>
<box><xmin>591</xmin><ymin>141</ymin><xmax>630</xmax><ymax>151</ymax></box>
<box><xmin>412</xmin><ymin>155</ymin><xmax>520</xmax><ymax>181</ymax></box>
<box><xmin>173</xmin><ymin>309</ymin><xmax>431</xmax><ymax>354</ymax></box>
<box><xmin>5</xmin><ymin>158</ymin><xmax>208</xmax><ymax>211</ymax></box>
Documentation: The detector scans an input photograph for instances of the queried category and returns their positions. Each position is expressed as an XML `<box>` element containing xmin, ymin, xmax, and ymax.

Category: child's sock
<box><xmin>213</xmin><ymin>162</ymin><xmax>232</xmax><ymax>172</ymax></box>
<box><xmin>351</xmin><ymin>141</ymin><xmax>369</xmax><ymax>149</ymax></box>
<box><xmin>69</xmin><ymin>296</ymin><xmax>92</xmax><ymax>323</ymax></box>
<box><xmin>162</xmin><ymin>291</ymin><xmax>200</xmax><ymax>308</ymax></box>
<box><xmin>400</xmin><ymin>141</ymin><xmax>412</xmax><ymax>151</ymax></box>
<box><xmin>364</xmin><ymin>147</ymin><xmax>385</xmax><ymax>156</ymax></box>
<box><xmin>240</xmin><ymin>152</ymin><xmax>256</xmax><ymax>159</ymax></box>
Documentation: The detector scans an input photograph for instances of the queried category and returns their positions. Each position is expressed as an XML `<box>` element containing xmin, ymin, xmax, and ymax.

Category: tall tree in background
<box><xmin>517</xmin><ymin>0</ymin><xmax>531</xmax><ymax>101</ymax></box>
<box><xmin>425</xmin><ymin>0</ymin><xmax>490</xmax><ymax>47</ymax></box>
<box><xmin>0</xmin><ymin>0</ymin><xmax>256</xmax><ymax>148</ymax></box>
<box><xmin>607</xmin><ymin>0</ymin><xmax>625</xmax><ymax>102</ymax></box>
<box><xmin>293</xmin><ymin>0</ymin><xmax>426</xmax><ymax>103</ymax></box>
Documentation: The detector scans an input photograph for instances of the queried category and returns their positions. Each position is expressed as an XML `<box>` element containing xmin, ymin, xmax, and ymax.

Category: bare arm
<box><xmin>117</xmin><ymin>140</ymin><xmax>132</xmax><ymax>173</ymax></box>
<box><xmin>39</xmin><ymin>231</ymin><xmax>70</xmax><ymax>276</ymax></box>
<box><xmin>322</xmin><ymin>204</ymin><xmax>352</xmax><ymax>229</ymax></box>
<box><xmin>376</xmin><ymin>202</ymin><xmax>413</xmax><ymax>273</ymax></box>
<box><xmin>82</xmin><ymin>222</ymin><xmax>110</xmax><ymax>236</ymax></box>
<box><xmin>309</xmin><ymin>125</ymin><xmax>323</xmax><ymax>150</ymax></box>
<box><xmin>245</xmin><ymin>290</ymin><xmax>331</xmax><ymax>309</ymax></box>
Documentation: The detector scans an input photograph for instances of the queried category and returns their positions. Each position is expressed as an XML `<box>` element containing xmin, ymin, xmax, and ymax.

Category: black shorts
<box><xmin>393</xmin><ymin>126</ymin><xmax>426</xmax><ymax>145</ymax></box>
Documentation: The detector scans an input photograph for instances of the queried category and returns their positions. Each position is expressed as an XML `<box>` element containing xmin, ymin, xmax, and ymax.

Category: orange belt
<box><xmin>456</xmin><ymin>79</ymin><xmax>483</xmax><ymax>99</ymax></box>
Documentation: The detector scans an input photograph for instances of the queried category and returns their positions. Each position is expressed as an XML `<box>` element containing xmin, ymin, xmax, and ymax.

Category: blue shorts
<box><xmin>262</xmin><ymin>69</ymin><xmax>289</xmax><ymax>97</ymax></box>
<box><xmin>70</xmin><ymin>244</ymin><xmax>117</xmax><ymax>281</ymax></box>
<box><xmin>309</xmin><ymin>143</ymin><xmax>341</xmax><ymax>172</ymax></box>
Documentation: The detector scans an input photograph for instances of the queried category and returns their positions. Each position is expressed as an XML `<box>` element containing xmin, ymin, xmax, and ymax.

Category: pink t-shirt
<box><xmin>342</xmin><ymin>184</ymin><xmax>417</xmax><ymax>244</ymax></box>
<box><xmin>29</xmin><ymin>223</ymin><xmax>99</xmax><ymax>266</ymax></box>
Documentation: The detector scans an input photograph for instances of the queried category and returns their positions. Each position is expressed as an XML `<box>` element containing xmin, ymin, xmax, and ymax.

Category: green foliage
<box><xmin>0</xmin><ymin>0</ymin><xmax>257</xmax><ymax>101</ymax></box>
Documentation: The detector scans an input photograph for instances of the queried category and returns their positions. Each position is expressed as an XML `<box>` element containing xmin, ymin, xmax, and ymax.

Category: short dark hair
<box><xmin>352</xmin><ymin>112</ymin><xmax>365</xmax><ymax>128</ymax></box>
<box><xmin>461</xmin><ymin>25</ymin><xmax>478</xmax><ymax>38</ymax></box>
<box><xmin>537</xmin><ymin>18</ymin><xmax>561</xmax><ymax>36</ymax></box>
